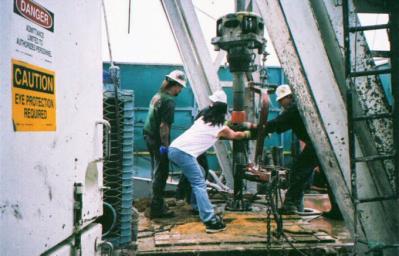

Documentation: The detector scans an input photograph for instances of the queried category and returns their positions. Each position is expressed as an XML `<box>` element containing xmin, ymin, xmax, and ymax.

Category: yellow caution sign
<box><xmin>12</xmin><ymin>59</ymin><xmax>56</xmax><ymax>131</ymax></box>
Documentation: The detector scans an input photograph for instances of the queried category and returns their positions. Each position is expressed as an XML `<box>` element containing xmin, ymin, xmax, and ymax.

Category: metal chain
<box><xmin>259</xmin><ymin>51</ymin><xmax>269</xmax><ymax>87</ymax></box>
<box><xmin>266</xmin><ymin>194</ymin><xmax>272</xmax><ymax>254</ymax></box>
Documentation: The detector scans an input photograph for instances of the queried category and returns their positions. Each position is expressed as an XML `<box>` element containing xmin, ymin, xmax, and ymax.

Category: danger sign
<box><xmin>14</xmin><ymin>0</ymin><xmax>54</xmax><ymax>32</ymax></box>
<box><xmin>12</xmin><ymin>59</ymin><xmax>56</xmax><ymax>131</ymax></box>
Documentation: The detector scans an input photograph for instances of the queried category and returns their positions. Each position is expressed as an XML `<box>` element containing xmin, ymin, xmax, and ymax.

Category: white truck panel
<box><xmin>0</xmin><ymin>1</ymin><xmax>103</xmax><ymax>255</ymax></box>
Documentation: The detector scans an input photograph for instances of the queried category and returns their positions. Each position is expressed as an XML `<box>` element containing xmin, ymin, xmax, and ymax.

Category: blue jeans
<box><xmin>168</xmin><ymin>147</ymin><xmax>215</xmax><ymax>222</ymax></box>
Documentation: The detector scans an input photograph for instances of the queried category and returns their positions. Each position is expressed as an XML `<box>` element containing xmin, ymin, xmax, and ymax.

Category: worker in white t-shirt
<box><xmin>168</xmin><ymin>90</ymin><xmax>252</xmax><ymax>233</ymax></box>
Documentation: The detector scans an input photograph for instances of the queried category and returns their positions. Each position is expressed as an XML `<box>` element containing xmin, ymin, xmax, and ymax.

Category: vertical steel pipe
<box><xmin>389</xmin><ymin>0</ymin><xmax>399</xmax><ymax>196</ymax></box>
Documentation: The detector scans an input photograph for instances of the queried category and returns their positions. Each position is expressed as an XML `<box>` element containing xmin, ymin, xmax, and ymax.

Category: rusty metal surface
<box><xmin>348</xmin><ymin>0</ymin><xmax>396</xmax><ymax>192</ymax></box>
<box><xmin>255</xmin><ymin>0</ymin><xmax>356</xmax><ymax>238</ymax></box>
<box><xmin>254</xmin><ymin>89</ymin><xmax>270</xmax><ymax>164</ymax></box>
<box><xmin>256</xmin><ymin>1</ymin><xmax>399</xmax><ymax>252</ymax></box>
<box><xmin>323</xmin><ymin>0</ymin><xmax>395</xmax><ymax>191</ymax></box>
<box><xmin>318</xmin><ymin>1</ymin><xmax>399</xmax><ymax>252</ymax></box>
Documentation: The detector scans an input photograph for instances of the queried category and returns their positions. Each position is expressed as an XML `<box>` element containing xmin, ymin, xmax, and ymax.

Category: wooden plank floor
<box><xmin>135</xmin><ymin>195</ymin><xmax>353</xmax><ymax>255</ymax></box>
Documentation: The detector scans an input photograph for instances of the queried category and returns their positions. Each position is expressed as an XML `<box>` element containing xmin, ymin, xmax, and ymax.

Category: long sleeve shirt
<box><xmin>265</xmin><ymin>102</ymin><xmax>311</xmax><ymax>145</ymax></box>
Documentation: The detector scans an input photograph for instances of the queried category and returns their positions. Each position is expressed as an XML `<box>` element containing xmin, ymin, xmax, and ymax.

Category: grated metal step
<box><xmin>354</xmin><ymin>153</ymin><xmax>395</xmax><ymax>162</ymax></box>
<box><xmin>371</xmin><ymin>50</ymin><xmax>391</xmax><ymax>58</ymax></box>
<box><xmin>353</xmin><ymin>113</ymin><xmax>392</xmax><ymax>121</ymax></box>
<box><xmin>349</xmin><ymin>68</ymin><xmax>391</xmax><ymax>77</ymax></box>
<box><xmin>349</xmin><ymin>23</ymin><xmax>390</xmax><ymax>32</ymax></box>
<box><xmin>356</xmin><ymin>195</ymin><xmax>398</xmax><ymax>204</ymax></box>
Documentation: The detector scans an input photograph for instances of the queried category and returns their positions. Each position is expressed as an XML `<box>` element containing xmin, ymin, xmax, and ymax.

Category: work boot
<box><xmin>190</xmin><ymin>209</ymin><xmax>199</xmax><ymax>216</ymax></box>
<box><xmin>278</xmin><ymin>202</ymin><xmax>298</xmax><ymax>215</ymax></box>
<box><xmin>149</xmin><ymin>200</ymin><xmax>175</xmax><ymax>219</ymax></box>
<box><xmin>204</xmin><ymin>215</ymin><xmax>226</xmax><ymax>233</ymax></box>
<box><xmin>149</xmin><ymin>207</ymin><xmax>175</xmax><ymax>219</ymax></box>
<box><xmin>322</xmin><ymin>209</ymin><xmax>343</xmax><ymax>220</ymax></box>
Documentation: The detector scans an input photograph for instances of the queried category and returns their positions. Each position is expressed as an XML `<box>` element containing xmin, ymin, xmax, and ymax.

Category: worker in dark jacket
<box><xmin>265</xmin><ymin>84</ymin><xmax>320</xmax><ymax>214</ymax></box>
<box><xmin>143</xmin><ymin>70</ymin><xmax>186</xmax><ymax>219</ymax></box>
<box><xmin>265</xmin><ymin>84</ymin><xmax>342</xmax><ymax>219</ymax></box>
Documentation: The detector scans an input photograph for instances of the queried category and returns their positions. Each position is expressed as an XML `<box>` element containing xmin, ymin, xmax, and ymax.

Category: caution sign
<box><xmin>12</xmin><ymin>59</ymin><xmax>56</xmax><ymax>131</ymax></box>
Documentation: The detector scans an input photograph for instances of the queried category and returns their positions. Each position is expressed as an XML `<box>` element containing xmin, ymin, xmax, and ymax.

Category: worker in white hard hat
<box><xmin>266</xmin><ymin>84</ymin><xmax>315</xmax><ymax>214</ymax></box>
<box><xmin>264</xmin><ymin>84</ymin><xmax>342</xmax><ymax>219</ymax></box>
<box><xmin>275</xmin><ymin>84</ymin><xmax>293</xmax><ymax>107</ymax></box>
<box><xmin>143</xmin><ymin>69</ymin><xmax>187</xmax><ymax>219</ymax></box>
<box><xmin>175</xmin><ymin>91</ymin><xmax>227</xmax><ymax>205</ymax></box>
<box><xmin>168</xmin><ymin>90</ymin><xmax>253</xmax><ymax>233</ymax></box>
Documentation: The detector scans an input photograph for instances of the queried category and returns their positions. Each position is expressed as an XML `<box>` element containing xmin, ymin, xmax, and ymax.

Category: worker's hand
<box><xmin>225</xmin><ymin>120</ymin><xmax>233</xmax><ymax>127</ymax></box>
<box><xmin>226</xmin><ymin>121</ymin><xmax>242</xmax><ymax>131</ymax></box>
<box><xmin>242</xmin><ymin>129</ymin><xmax>260</xmax><ymax>139</ymax></box>
<box><xmin>249</xmin><ymin>127</ymin><xmax>258</xmax><ymax>138</ymax></box>
<box><xmin>159</xmin><ymin>146</ymin><xmax>169</xmax><ymax>155</ymax></box>
<box><xmin>226</xmin><ymin>121</ymin><xmax>256</xmax><ymax>131</ymax></box>
<box><xmin>243</xmin><ymin>130</ymin><xmax>252</xmax><ymax>139</ymax></box>
<box><xmin>242</xmin><ymin>122</ymin><xmax>257</xmax><ymax>129</ymax></box>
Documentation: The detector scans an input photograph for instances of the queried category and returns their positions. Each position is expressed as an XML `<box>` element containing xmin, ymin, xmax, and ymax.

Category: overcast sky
<box><xmin>101</xmin><ymin>0</ymin><xmax>389</xmax><ymax>66</ymax></box>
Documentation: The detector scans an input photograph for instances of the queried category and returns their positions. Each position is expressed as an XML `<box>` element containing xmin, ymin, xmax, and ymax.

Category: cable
<box><xmin>100</xmin><ymin>202</ymin><xmax>117</xmax><ymax>237</ymax></box>
<box><xmin>281</xmin><ymin>232</ymin><xmax>311</xmax><ymax>256</ymax></box>
<box><xmin>352</xmin><ymin>13</ymin><xmax>360</xmax><ymax>256</ymax></box>
<box><xmin>101</xmin><ymin>0</ymin><xmax>114</xmax><ymax>65</ymax></box>
<box><xmin>271</xmin><ymin>182</ymin><xmax>309</xmax><ymax>256</ymax></box>
<box><xmin>267</xmin><ymin>166</ymin><xmax>311</xmax><ymax>256</ymax></box>
<box><xmin>128</xmin><ymin>0</ymin><xmax>132</xmax><ymax>34</ymax></box>
<box><xmin>193</xmin><ymin>4</ymin><xmax>217</xmax><ymax>21</ymax></box>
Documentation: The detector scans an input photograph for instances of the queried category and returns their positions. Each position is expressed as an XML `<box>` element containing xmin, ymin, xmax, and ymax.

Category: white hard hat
<box><xmin>166</xmin><ymin>70</ymin><xmax>187</xmax><ymax>88</ymax></box>
<box><xmin>275</xmin><ymin>84</ymin><xmax>292</xmax><ymax>101</ymax></box>
<box><xmin>209</xmin><ymin>90</ymin><xmax>227</xmax><ymax>104</ymax></box>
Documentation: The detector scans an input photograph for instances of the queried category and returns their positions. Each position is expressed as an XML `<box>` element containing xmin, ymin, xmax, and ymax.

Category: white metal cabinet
<box><xmin>0</xmin><ymin>0</ymin><xmax>103</xmax><ymax>255</ymax></box>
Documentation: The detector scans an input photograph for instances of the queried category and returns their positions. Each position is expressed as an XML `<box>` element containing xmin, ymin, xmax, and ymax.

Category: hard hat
<box><xmin>166</xmin><ymin>70</ymin><xmax>187</xmax><ymax>88</ymax></box>
<box><xmin>209</xmin><ymin>90</ymin><xmax>227</xmax><ymax>104</ymax></box>
<box><xmin>275</xmin><ymin>84</ymin><xmax>292</xmax><ymax>101</ymax></box>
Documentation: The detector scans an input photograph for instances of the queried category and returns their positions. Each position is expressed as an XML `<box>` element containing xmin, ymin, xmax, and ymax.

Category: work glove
<box><xmin>225</xmin><ymin>120</ymin><xmax>234</xmax><ymax>127</ymax></box>
<box><xmin>159</xmin><ymin>146</ymin><xmax>169</xmax><ymax>155</ymax></box>
<box><xmin>242</xmin><ymin>122</ymin><xmax>257</xmax><ymax>129</ymax></box>
<box><xmin>226</xmin><ymin>121</ymin><xmax>256</xmax><ymax>131</ymax></box>
<box><xmin>249</xmin><ymin>127</ymin><xmax>258</xmax><ymax>138</ymax></box>
<box><xmin>243</xmin><ymin>130</ymin><xmax>252</xmax><ymax>139</ymax></box>
<box><xmin>243</xmin><ymin>129</ymin><xmax>261</xmax><ymax>139</ymax></box>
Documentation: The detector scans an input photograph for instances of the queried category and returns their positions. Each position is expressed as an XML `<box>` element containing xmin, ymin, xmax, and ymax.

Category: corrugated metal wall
<box><xmin>103</xmin><ymin>63</ymin><xmax>290</xmax><ymax>178</ymax></box>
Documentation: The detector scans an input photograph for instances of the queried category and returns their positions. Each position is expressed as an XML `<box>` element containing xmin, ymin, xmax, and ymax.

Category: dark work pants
<box><xmin>284</xmin><ymin>144</ymin><xmax>319</xmax><ymax>209</ymax></box>
<box><xmin>144</xmin><ymin>135</ymin><xmax>169</xmax><ymax>211</ymax></box>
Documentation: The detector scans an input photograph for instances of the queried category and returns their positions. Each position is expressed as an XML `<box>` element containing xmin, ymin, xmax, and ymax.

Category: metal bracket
<box><xmin>95</xmin><ymin>238</ymin><xmax>113</xmax><ymax>255</ymax></box>
<box><xmin>95</xmin><ymin>120</ymin><xmax>111</xmax><ymax>161</ymax></box>
<box><xmin>74</xmin><ymin>183</ymin><xmax>83</xmax><ymax>228</ymax></box>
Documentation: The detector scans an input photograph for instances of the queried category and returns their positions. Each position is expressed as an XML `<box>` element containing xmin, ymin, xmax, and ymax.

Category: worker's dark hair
<box><xmin>199</xmin><ymin>102</ymin><xmax>227</xmax><ymax>126</ymax></box>
<box><xmin>160</xmin><ymin>78</ymin><xmax>180</xmax><ymax>92</ymax></box>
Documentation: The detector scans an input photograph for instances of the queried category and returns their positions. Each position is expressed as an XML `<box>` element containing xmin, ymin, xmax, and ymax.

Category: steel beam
<box><xmin>256</xmin><ymin>0</ymin><xmax>399</xmax><ymax>253</ymax></box>
<box><xmin>314</xmin><ymin>1</ymin><xmax>399</xmax><ymax>253</ymax></box>
<box><xmin>256</xmin><ymin>0</ymin><xmax>356</xmax><ymax>235</ymax></box>
<box><xmin>389</xmin><ymin>0</ymin><xmax>399</xmax><ymax>199</ymax></box>
<box><xmin>311</xmin><ymin>0</ymin><xmax>397</xmax><ymax>231</ymax></box>
<box><xmin>160</xmin><ymin>0</ymin><xmax>234</xmax><ymax>188</ymax></box>
<box><xmin>322</xmin><ymin>0</ymin><xmax>395</xmax><ymax>188</ymax></box>
<box><xmin>352</xmin><ymin>0</ymin><xmax>389</xmax><ymax>13</ymax></box>
<box><xmin>213</xmin><ymin>51</ymin><xmax>226</xmax><ymax>72</ymax></box>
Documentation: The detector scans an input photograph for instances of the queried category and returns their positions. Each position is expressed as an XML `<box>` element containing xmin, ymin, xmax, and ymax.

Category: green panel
<box><xmin>104</xmin><ymin>63</ymin><xmax>195</xmax><ymax>108</ymax></box>
<box><xmin>378</xmin><ymin>63</ymin><xmax>392</xmax><ymax>106</ymax></box>
<box><xmin>267</xmin><ymin>66</ymin><xmax>286</xmax><ymax>85</ymax></box>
